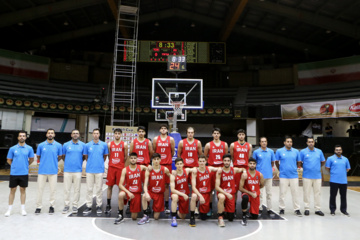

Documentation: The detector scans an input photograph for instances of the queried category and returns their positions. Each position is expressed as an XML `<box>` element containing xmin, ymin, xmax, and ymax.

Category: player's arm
<box><xmin>170</xmin><ymin>137</ymin><xmax>175</xmax><ymax>157</ymax></box>
<box><xmin>143</xmin><ymin>170</ymin><xmax>150</xmax><ymax>195</ymax></box>
<box><xmin>29</xmin><ymin>157</ymin><xmax>34</xmax><ymax>165</ymax></box>
<box><xmin>229</xmin><ymin>143</ymin><xmax>234</xmax><ymax>162</ymax></box>
<box><xmin>260</xmin><ymin>173</ymin><xmax>265</xmax><ymax>188</ymax></box>
<box><xmin>170</xmin><ymin>174</ymin><xmax>187</xmax><ymax>199</ymax></box>
<box><xmin>177</xmin><ymin>140</ymin><xmax>183</xmax><ymax>158</ymax></box>
<box><xmin>234</xmin><ymin>167</ymin><xmax>248</xmax><ymax>178</ymax></box>
<box><xmin>119</xmin><ymin>168</ymin><xmax>133</xmax><ymax>197</ymax></box>
<box><xmin>249</xmin><ymin>143</ymin><xmax>253</xmax><ymax>157</ymax></box>
<box><xmin>108</xmin><ymin>142</ymin><xmax>111</xmax><ymax>155</ymax></box>
<box><xmin>148</xmin><ymin>139</ymin><xmax>154</xmax><ymax>158</ymax></box>
<box><xmin>239</xmin><ymin>174</ymin><xmax>256</xmax><ymax>198</ymax></box>
<box><xmin>164</xmin><ymin>167</ymin><xmax>170</xmax><ymax>176</ymax></box>
<box><xmin>197</xmin><ymin>141</ymin><xmax>203</xmax><ymax>156</ymax></box>
<box><xmin>124</xmin><ymin>142</ymin><xmax>129</xmax><ymax>162</ymax></box>
<box><xmin>7</xmin><ymin>158</ymin><xmax>12</xmax><ymax>165</ymax></box>
<box><xmin>57</xmin><ymin>144</ymin><xmax>63</xmax><ymax>161</ymax></box>
<box><xmin>152</xmin><ymin>137</ymin><xmax>157</xmax><ymax>152</ymax></box>
<box><xmin>224</xmin><ymin>142</ymin><xmax>229</xmax><ymax>154</ymax></box>
<box><xmin>191</xmin><ymin>171</ymin><xmax>205</xmax><ymax>204</ymax></box>
<box><xmin>204</xmin><ymin>143</ymin><xmax>210</xmax><ymax>159</ymax></box>
<box><xmin>140</xmin><ymin>165</ymin><xmax>148</xmax><ymax>171</ymax></box>
<box><xmin>208</xmin><ymin>166</ymin><xmax>220</xmax><ymax>172</ymax></box>
<box><xmin>215</xmin><ymin>169</ymin><xmax>228</xmax><ymax>196</ymax></box>
<box><xmin>28</xmin><ymin>147</ymin><xmax>35</xmax><ymax>165</ymax></box>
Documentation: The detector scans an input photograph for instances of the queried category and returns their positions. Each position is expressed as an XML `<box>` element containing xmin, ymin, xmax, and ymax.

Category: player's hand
<box><xmin>226</xmin><ymin>193</ymin><xmax>233</xmax><ymax>200</ymax></box>
<box><xmin>242</xmin><ymin>171</ymin><xmax>248</xmax><ymax>179</ymax></box>
<box><xmin>172</xmin><ymin>170</ymin><xmax>177</xmax><ymax>176</ymax></box>
<box><xmin>199</xmin><ymin>195</ymin><xmax>205</xmax><ymax>204</ymax></box>
<box><xmin>192</xmin><ymin>167</ymin><xmax>198</xmax><ymax>173</ymax></box>
<box><xmin>147</xmin><ymin>165</ymin><xmax>153</xmax><ymax>171</ymax></box>
<box><xmin>217</xmin><ymin>168</ymin><xmax>223</xmax><ymax>174</ymax></box>
<box><xmin>251</xmin><ymin>192</ymin><xmax>257</xmax><ymax>198</ymax></box>
<box><xmin>182</xmin><ymin>194</ymin><xmax>189</xmax><ymax>201</ymax></box>
<box><xmin>145</xmin><ymin>192</ymin><xmax>151</xmax><ymax>201</ymax></box>
<box><xmin>128</xmin><ymin>193</ymin><xmax>135</xmax><ymax>200</ymax></box>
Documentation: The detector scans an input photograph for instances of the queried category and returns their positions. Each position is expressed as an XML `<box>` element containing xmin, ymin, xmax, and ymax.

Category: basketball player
<box><xmin>105</xmin><ymin>128</ymin><xmax>128</xmax><ymax>214</ymax></box>
<box><xmin>153</xmin><ymin>124</ymin><xmax>175</xmax><ymax>213</ymax></box>
<box><xmin>216</xmin><ymin>154</ymin><xmax>247</xmax><ymax>227</ymax></box>
<box><xmin>239</xmin><ymin>158</ymin><xmax>264</xmax><ymax>226</ymax></box>
<box><xmin>169</xmin><ymin>158</ymin><xmax>195</xmax><ymax>227</ymax></box>
<box><xmin>114</xmin><ymin>152</ymin><xmax>148</xmax><ymax>224</ymax></box>
<box><xmin>177</xmin><ymin>126</ymin><xmax>202</xmax><ymax>168</ymax></box>
<box><xmin>204</xmin><ymin>128</ymin><xmax>228</xmax><ymax>216</ymax></box>
<box><xmin>190</xmin><ymin>155</ymin><xmax>220</xmax><ymax>227</ymax></box>
<box><xmin>137</xmin><ymin>153</ymin><xmax>171</xmax><ymax>225</ymax></box>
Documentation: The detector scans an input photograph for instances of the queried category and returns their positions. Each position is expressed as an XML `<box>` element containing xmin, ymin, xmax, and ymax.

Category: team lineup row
<box><xmin>5</xmin><ymin>126</ymin><xmax>351</xmax><ymax>227</ymax></box>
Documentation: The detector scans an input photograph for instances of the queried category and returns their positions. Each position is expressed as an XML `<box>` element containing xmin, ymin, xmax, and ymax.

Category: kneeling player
<box><xmin>138</xmin><ymin>153</ymin><xmax>171</xmax><ymax>225</ymax></box>
<box><xmin>216</xmin><ymin>154</ymin><xmax>247</xmax><ymax>227</ymax></box>
<box><xmin>239</xmin><ymin>158</ymin><xmax>264</xmax><ymax>226</ymax></box>
<box><xmin>190</xmin><ymin>155</ymin><xmax>220</xmax><ymax>227</ymax></box>
<box><xmin>170</xmin><ymin>158</ymin><xmax>194</xmax><ymax>227</ymax></box>
<box><xmin>114</xmin><ymin>152</ymin><xmax>148</xmax><ymax>224</ymax></box>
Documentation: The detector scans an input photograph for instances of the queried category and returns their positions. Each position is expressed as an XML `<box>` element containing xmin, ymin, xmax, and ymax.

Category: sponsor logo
<box><xmin>237</xmin><ymin>159</ymin><xmax>246</xmax><ymax>165</ymax></box>
<box><xmin>186</xmin><ymin>158</ymin><xmax>194</xmax><ymax>164</ymax></box>
<box><xmin>112</xmin><ymin>159</ymin><xmax>120</xmax><ymax>164</ymax></box>
<box><xmin>214</xmin><ymin>160</ymin><xmax>223</xmax><ymax>165</ymax></box>
<box><xmin>152</xmin><ymin>187</ymin><xmax>162</xmax><ymax>193</ymax></box>
<box><xmin>225</xmin><ymin>188</ymin><xmax>232</xmax><ymax>193</ymax></box>
<box><xmin>349</xmin><ymin>103</ymin><xmax>360</xmax><ymax>112</ymax></box>
<box><xmin>199</xmin><ymin>187</ymin><xmax>208</xmax><ymax>193</ymax></box>
<box><xmin>129</xmin><ymin>186</ymin><xmax>138</xmax><ymax>192</ymax></box>
<box><xmin>161</xmin><ymin>154</ymin><xmax>167</xmax><ymax>160</ymax></box>
<box><xmin>137</xmin><ymin>157</ymin><xmax>144</xmax><ymax>162</ymax></box>
<box><xmin>179</xmin><ymin>189</ymin><xmax>186</xmax><ymax>193</ymax></box>
<box><xmin>319</xmin><ymin>104</ymin><xmax>334</xmax><ymax>115</ymax></box>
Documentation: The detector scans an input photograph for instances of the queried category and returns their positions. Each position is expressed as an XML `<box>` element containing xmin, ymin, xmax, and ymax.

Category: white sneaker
<box><xmin>5</xmin><ymin>210</ymin><xmax>11</xmax><ymax>217</ymax></box>
<box><xmin>21</xmin><ymin>209</ymin><xmax>27</xmax><ymax>216</ymax></box>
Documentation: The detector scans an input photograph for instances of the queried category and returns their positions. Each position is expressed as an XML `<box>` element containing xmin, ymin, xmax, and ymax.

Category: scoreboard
<box><xmin>123</xmin><ymin>41</ymin><xmax>226</xmax><ymax>64</ymax></box>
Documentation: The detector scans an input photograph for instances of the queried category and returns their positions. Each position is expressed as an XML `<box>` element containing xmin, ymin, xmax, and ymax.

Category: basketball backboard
<box><xmin>151</xmin><ymin>78</ymin><xmax>203</xmax><ymax>109</ymax></box>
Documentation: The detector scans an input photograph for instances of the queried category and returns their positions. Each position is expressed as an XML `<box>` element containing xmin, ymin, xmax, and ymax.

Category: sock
<box><xmin>8</xmin><ymin>205</ymin><xmax>13</xmax><ymax>211</ymax></box>
<box><xmin>21</xmin><ymin>205</ymin><xmax>25</xmax><ymax>210</ymax></box>
<box><xmin>218</xmin><ymin>212</ymin><xmax>224</xmax><ymax>217</ymax></box>
<box><xmin>171</xmin><ymin>212</ymin><xmax>177</xmax><ymax>217</ymax></box>
<box><xmin>190</xmin><ymin>211</ymin><xmax>195</xmax><ymax>219</ymax></box>
<box><xmin>143</xmin><ymin>209</ymin><xmax>148</xmax><ymax>216</ymax></box>
<box><xmin>165</xmin><ymin>201</ymin><xmax>169</xmax><ymax>208</ymax></box>
<box><xmin>119</xmin><ymin>209</ymin><xmax>123</xmax><ymax>216</ymax></box>
<box><xmin>107</xmin><ymin>199</ymin><xmax>111</xmax><ymax>205</ymax></box>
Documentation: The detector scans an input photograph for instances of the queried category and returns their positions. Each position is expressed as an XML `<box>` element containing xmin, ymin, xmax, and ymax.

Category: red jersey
<box><xmin>132</xmin><ymin>138</ymin><xmax>150</xmax><ymax>165</ymax></box>
<box><xmin>124</xmin><ymin>165</ymin><xmax>142</xmax><ymax>193</ymax></box>
<box><xmin>244</xmin><ymin>170</ymin><xmax>261</xmax><ymax>196</ymax></box>
<box><xmin>175</xmin><ymin>170</ymin><xmax>189</xmax><ymax>195</ymax></box>
<box><xmin>109</xmin><ymin>141</ymin><xmax>125</xmax><ymax>169</ymax></box>
<box><xmin>220</xmin><ymin>167</ymin><xmax>236</xmax><ymax>194</ymax></box>
<box><xmin>156</xmin><ymin>136</ymin><xmax>172</xmax><ymax>165</ymax></box>
<box><xmin>233</xmin><ymin>141</ymin><xmax>251</xmax><ymax>168</ymax></box>
<box><xmin>196</xmin><ymin>167</ymin><xmax>212</xmax><ymax>194</ymax></box>
<box><xmin>181</xmin><ymin>138</ymin><xmax>199</xmax><ymax>168</ymax></box>
<box><xmin>207</xmin><ymin>141</ymin><xmax>226</xmax><ymax>166</ymax></box>
<box><xmin>148</xmin><ymin>166</ymin><xmax>166</xmax><ymax>194</ymax></box>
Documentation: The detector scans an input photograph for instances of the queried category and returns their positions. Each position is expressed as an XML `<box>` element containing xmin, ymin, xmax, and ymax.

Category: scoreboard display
<box><xmin>123</xmin><ymin>41</ymin><xmax>226</xmax><ymax>64</ymax></box>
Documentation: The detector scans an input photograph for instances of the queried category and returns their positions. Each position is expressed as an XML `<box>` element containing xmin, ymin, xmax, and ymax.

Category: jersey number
<box><xmin>156</xmin><ymin>181</ymin><xmax>159</xmax><ymax>186</ymax></box>
<box><xmin>228</xmin><ymin>182</ymin><xmax>230</xmax><ymax>187</ymax></box>
<box><xmin>114</xmin><ymin>153</ymin><xmax>119</xmax><ymax>157</ymax></box>
<box><xmin>161</xmin><ymin>148</ymin><xmax>165</xmax><ymax>152</ymax></box>
<box><xmin>216</xmin><ymin>155</ymin><xmax>221</xmax><ymax>160</ymax></box>
<box><xmin>133</xmin><ymin>179</ymin><xmax>137</xmax><ymax>184</ymax></box>
<box><xmin>252</xmin><ymin>185</ymin><xmax>255</xmax><ymax>191</ymax></box>
<box><xmin>138</xmin><ymin>151</ymin><xmax>143</xmax><ymax>155</ymax></box>
<box><xmin>239</xmin><ymin>153</ymin><xmax>244</xmax><ymax>159</ymax></box>
<box><xmin>188</xmin><ymin>152</ymin><xmax>193</xmax><ymax>157</ymax></box>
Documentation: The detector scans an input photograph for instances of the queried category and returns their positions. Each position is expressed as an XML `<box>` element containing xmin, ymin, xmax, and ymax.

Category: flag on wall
<box><xmin>297</xmin><ymin>56</ymin><xmax>360</xmax><ymax>85</ymax></box>
<box><xmin>0</xmin><ymin>49</ymin><xmax>50</xmax><ymax>80</ymax></box>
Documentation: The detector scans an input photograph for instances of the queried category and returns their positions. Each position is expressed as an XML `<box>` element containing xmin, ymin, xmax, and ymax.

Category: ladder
<box><xmin>111</xmin><ymin>0</ymin><xmax>140</xmax><ymax>126</ymax></box>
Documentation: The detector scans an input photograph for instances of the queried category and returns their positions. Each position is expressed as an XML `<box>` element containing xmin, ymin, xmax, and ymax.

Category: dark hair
<box><xmin>237</xmin><ymin>129</ymin><xmax>246</xmax><ymax>134</ymax></box>
<box><xmin>187</xmin><ymin>127</ymin><xmax>195</xmax><ymax>133</ymax></box>
<box><xmin>284</xmin><ymin>136</ymin><xmax>292</xmax><ymax>142</ymax></box>
<box><xmin>129</xmin><ymin>152</ymin><xmax>138</xmax><ymax>157</ymax></box>
<box><xmin>152</xmin><ymin>153</ymin><xmax>161</xmax><ymax>159</ymax></box>
<box><xmin>307</xmin><ymin>137</ymin><xmax>314</xmax><ymax>142</ymax></box>
<box><xmin>137</xmin><ymin>126</ymin><xmax>146</xmax><ymax>132</ymax></box>
<box><xmin>334</xmin><ymin>145</ymin><xmax>342</xmax><ymax>150</ymax></box>
<box><xmin>198</xmin><ymin>154</ymin><xmax>206</xmax><ymax>160</ymax></box>
<box><xmin>46</xmin><ymin>128</ymin><xmax>55</xmax><ymax>134</ymax></box>
<box><xmin>175</xmin><ymin>157</ymin><xmax>184</xmax><ymax>164</ymax></box>
<box><xmin>212</xmin><ymin>128</ymin><xmax>221</xmax><ymax>134</ymax></box>
<box><xmin>259</xmin><ymin>136</ymin><xmax>267</xmax><ymax>142</ymax></box>
<box><xmin>71</xmin><ymin>129</ymin><xmax>80</xmax><ymax>134</ymax></box>
<box><xmin>114</xmin><ymin>128</ymin><xmax>122</xmax><ymax>134</ymax></box>
<box><xmin>93</xmin><ymin>128</ymin><xmax>100</xmax><ymax>134</ymax></box>
<box><xmin>159</xmin><ymin>124</ymin><xmax>168</xmax><ymax>130</ymax></box>
<box><xmin>222</xmin><ymin>153</ymin><xmax>231</xmax><ymax>160</ymax></box>
<box><xmin>18</xmin><ymin>130</ymin><xmax>27</xmax><ymax>137</ymax></box>
<box><xmin>248</xmin><ymin>157</ymin><xmax>257</xmax><ymax>164</ymax></box>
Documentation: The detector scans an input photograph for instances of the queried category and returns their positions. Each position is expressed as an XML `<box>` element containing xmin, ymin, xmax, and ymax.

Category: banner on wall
<box><xmin>297</xmin><ymin>56</ymin><xmax>360</xmax><ymax>85</ymax></box>
<box><xmin>281</xmin><ymin>99</ymin><xmax>360</xmax><ymax>120</ymax></box>
<box><xmin>105</xmin><ymin>125</ymin><xmax>138</xmax><ymax>147</ymax></box>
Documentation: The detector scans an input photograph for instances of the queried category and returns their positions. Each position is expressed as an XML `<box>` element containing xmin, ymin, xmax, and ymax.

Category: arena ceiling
<box><xmin>1</xmin><ymin>0</ymin><xmax>360</xmax><ymax>62</ymax></box>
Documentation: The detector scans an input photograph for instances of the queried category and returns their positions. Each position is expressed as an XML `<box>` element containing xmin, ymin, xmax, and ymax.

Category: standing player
<box><xmin>216</xmin><ymin>154</ymin><xmax>246</xmax><ymax>227</ymax></box>
<box><xmin>105</xmin><ymin>128</ymin><xmax>128</xmax><ymax>214</ymax></box>
<box><xmin>169</xmin><ymin>158</ymin><xmax>194</xmax><ymax>227</ymax></box>
<box><xmin>204</xmin><ymin>128</ymin><xmax>228</xmax><ymax>216</ymax></box>
<box><xmin>5</xmin><ymin>131</ymin><xmax>34</xmax><ymax>217</ymax></box>
<box><xmin>190</xmin><ymin>155</ymin><xmax>219</xmax><ymax>227</ymax></box>
<box><xmin>252</xmin><ymin>137</ymin><xmax>275</xmax><ymax>215</ymax></box>
<box><xmin>239</xmin><ymin>158</ymin><xmax>264</xmax><ymax>226</ymax></box>
<box><xmin>114</xmin><ymin>152</ymin><xmax>148</xmax><ymax>224</ymax></box>
<box><xmin>177</xmin><ymin>127</ymin><xmax>202</xmax><ymax>169</ymax></box>
<box><xmin>138</xmin><ymin>153</ymin><xmax>171</xmax><ymax>225</ymax></box>
<box><xmin>153</xmin><ymin>124</ymin><xmax>175</xmax><ymax>213</ymax></box>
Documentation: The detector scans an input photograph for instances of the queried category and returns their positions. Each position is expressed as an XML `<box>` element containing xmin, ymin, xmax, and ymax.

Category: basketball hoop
<box><xmin>172</xmin><ymin>101</ymin><xmax>185</xmax><ymax>116</ymax></box>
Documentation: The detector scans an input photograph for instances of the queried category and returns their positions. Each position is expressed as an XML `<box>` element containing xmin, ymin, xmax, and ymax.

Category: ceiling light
<box><xmin>154</xmin><ymin>21</ymin><xmax>159</xmax><ymax>27</ymax></box>
<box><xmin>103</xmin><ymin>20</ymin><xmax>108</xmax><ymax>25</ymax></box>
<box><xmin>18</xmin><ymin>22</ymin><xmax>23</xmax><ymax>26</ymax></box>
<box><xmin>64</xmin><ymin>21</ymin><xmax>69</xmax><ymax>26</ymax></box>
<box><xmin>281</xmin><ymin>27</ymin><xmax>286</xmax><ymax>31</ymax></box>
<box><xmin>190</xmin><ymin>22</ymin><xmax>195</xmax><ymax>27</ymax></box>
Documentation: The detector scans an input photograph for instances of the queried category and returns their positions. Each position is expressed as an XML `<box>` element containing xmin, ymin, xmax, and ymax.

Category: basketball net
<box><xmin>168</xmin><ymin>101</ymin><xmax>184</xmax><ymax>133</ymax></box>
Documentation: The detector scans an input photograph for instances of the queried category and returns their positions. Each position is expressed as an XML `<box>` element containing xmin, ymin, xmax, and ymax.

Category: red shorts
<box><xmin>197</xmin><ymin>192</ymin><xmax>211</xmax><ymax>213</ymax></box>
<box><xmin>218</xmin><ymin>193</ymin><xmax>235</xmax><ymax>213</ymax></box>
<box><xmin>106</xmin><ymin>167</ymin><xmax>123</xmax><ymax>186</ymax></box>
<box><xmin>148</xmin><ymin>191</ymin><xmax>165</xmax><ymax>212</ymax></box>
<box><xmin>122</xmin><ymin>192</ymin><xmax>141</xmax><ymax>213</ymax></box>
<box><xmin>161</xmin><ymin>164</ymin><xmax>172</xmax><ymax>184</ymax></box>
<box><xmin>172</xmin><ymin>194</ymin><xmax>189</xmax><ymax>214</ymax></box>
<box><xmin>242</xmin><ymin>193</ymin><xmax>260</xmax><ymax>215</ymax></box>
<box><xmin>209</xmin><ymin>164</ymin><xmax>223</xmax><ymax>190</ymax></box>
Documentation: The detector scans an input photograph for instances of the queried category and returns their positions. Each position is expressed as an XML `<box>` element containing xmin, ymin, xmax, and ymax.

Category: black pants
<box><xmin>329</xmin><ymin>182</ymin><xmax>347</xmax><ymax>213</ymax></box>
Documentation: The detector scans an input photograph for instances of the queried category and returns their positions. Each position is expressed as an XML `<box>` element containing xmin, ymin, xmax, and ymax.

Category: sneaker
<box><xmin>241</xmin><ymin>216</ymin><xmax>247</xmax><ymax>226</ymax></box>
<box><xmin>72</xmin><ymin>207</ymin><xmax>78</xmax><ymax>214</ymax></box>
<box><xmin>315</xmin><ymin>211</ymin><xmax>324</xmax><ymax>216</ymax></box>
<box><xmin>83</xmin><ymin>207</ymin><xmax>92</xmax><ymax>214</ymax></box>
<box><xmin>331</xmin><ymin>211</ymin><xmax>335</xmax><ymax>216</ymax></box>
<box><xmin>165</xmin><ymin>206</ymin><xmax>170</xmax><ymax>214</ymax></box>
<box><xmin>138</xmin><ymin>215</ymin><xmax>150</xmax><ymax>225</ymax></box>
<box><xmin>195</xmin><ymin>207</ymin><xmax>199</xmax><ymax>215</ymax></box>
<box><xmin>4</xmin><ymin>209</ymin><xmax>11</xmax><ymax>217</ymax></box>
<box><xmin>279</xmin><ymin>209</ymin><xmax>284</xmax><ymax>215</ymax></box>
<box><xmin>189</xmin><ymin>218</ymin><xmax>196</xmax><ymax>227</ymax></box>
<box><xmin>341</xmin><ymin>211</ymin><xmax>350</xmax><ymax>217</ymax></box>
<box><xmin>294</xmin><ymin>210</ymin><xmax>302</xmax><ymax>217</ymax></box>
<box><xmin>35</xmin><ymin>208</ymin><xmax>41</xmax><ymax>215</ymax></box>
<box><xmin>267</xmin><ymin>210</ymin><xmax>275</xmax><ymax>217</ymax></box>
<box><xmin>207</xmin><ymin>208</ymin><xmax>213</xmax><ymax>217</ymax></box>
<box><xmin>49</xmin><ymin>207</ymin><xmax>55</xmax><ymax>215</ymax></box>
<box><xmin>62</xmin><ymin>206</ymin><xmax>70</xmax><ymax>214</ymax></box>
<box><xmin>96</xmin><ymin>206</ymin><xmax>102</xmax><ymax>214</ymax></box>
<box><xmin>105</xmin><ymin>205</ymin><xmax>111</xmax><ymax>214</ymax></box>
<box><xmin>114</xmin><ymin>214</ymin><xmax>124</xmax><ymax>224</ymax></box>
<box><xmin>304</xmin><ymin>210</ymin><xmax>310</xmax><ymax>216</ymax></box>
<box><xmin>171</xmin><ymin>217</ymin><xmax>178</xmax><ymax>227</ymax></box>
<box><xmin>218</xmin><ymin>216</ymin><xmax>225</xmax><ymax>227</ymax></box>
<box><xmin>259</xmin><ymin>209</ymin><xmax>263</xmax><ymax>217</ymax></box>
<box><xmin>21</xmin><ymin>209</ymin><xmax>27</xmax><ymax>216</ymax></box>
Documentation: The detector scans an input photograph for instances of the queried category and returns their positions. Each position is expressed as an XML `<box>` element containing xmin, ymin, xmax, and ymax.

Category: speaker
<box><xmin>3</xmin><ymin>134</ymin><xmax>14</xmax><ymax>148</ymax></box>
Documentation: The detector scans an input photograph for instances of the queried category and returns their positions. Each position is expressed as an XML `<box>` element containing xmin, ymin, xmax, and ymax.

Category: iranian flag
<box><xmin>297</xmin><ymin>56</ymin><xmax>360</xmax><ymax>85</ymax></box>
<box><xmin>0</xmin><ymin>49</ymin><xmax>50</xmax><ymax>80</ymax></box>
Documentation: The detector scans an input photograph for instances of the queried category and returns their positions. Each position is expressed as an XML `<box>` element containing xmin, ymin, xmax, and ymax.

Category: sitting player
<box><xmin>239</xmin><ymin>157</ymin><xmax>264</xmax><ymax>226</ymax></box>
<box><xmin>114</xmin><ymin>152</ymin><xmax>148</xmax><ymax>224</ymax></box>
<box><xmin>138</xmin><ymin>153</ymin><xmax>171</xmax><ymax>225</ymax></box>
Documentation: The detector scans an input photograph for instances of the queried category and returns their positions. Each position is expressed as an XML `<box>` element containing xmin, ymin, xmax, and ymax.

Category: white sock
<box><xmin>21</xmin><ymin>205</ymin><xmax>25</xmax><ymax>210</ymax></box>
<box><xmin>8</xmin><ymin>205</ymin><xmax>13</xmax><ymax>211</ymax></box>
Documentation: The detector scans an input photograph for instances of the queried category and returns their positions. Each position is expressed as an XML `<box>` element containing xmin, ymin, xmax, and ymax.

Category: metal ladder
<box><xmin>111</xmin><ymin>0</ymin><xmax>140</xmax><ymax>126</ymax></box>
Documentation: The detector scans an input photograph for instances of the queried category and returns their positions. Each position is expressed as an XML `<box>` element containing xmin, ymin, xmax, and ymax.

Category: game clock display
<box><xmin>167</xmin><ymin>55</ymin><xmax>187</xmax><ymax>71</ymax></box>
